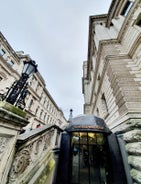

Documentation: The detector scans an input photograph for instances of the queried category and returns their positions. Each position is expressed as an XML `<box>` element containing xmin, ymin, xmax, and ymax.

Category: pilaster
<box><xmin>0</xmin><ymin>102</ymin><xmax>28</xmax><ymax>184</ymax></box>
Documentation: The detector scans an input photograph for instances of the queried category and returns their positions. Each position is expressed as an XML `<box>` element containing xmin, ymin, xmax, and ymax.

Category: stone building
<box><xmin>82</xmin><ymin>0</ymin><xmax>141</xmax><ymax>183</ymax></box>
<box><xmin>0</xmin><ymin>32</ymin><xmax>67</xmax><ymax>129</ymax></box>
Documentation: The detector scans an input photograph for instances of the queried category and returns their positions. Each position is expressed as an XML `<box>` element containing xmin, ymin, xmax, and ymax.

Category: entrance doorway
<box><xmin>55</xmin><ymin>115</ymin><xmax>127</xmax><ymax>184</ymax></box>
<box><xmin>71</xmin><ymin>132</ymin><xmax>109</xmax><ymax>184</ymax></box>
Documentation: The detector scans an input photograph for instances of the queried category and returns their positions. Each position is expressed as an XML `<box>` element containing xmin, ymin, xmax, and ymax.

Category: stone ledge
<box><xmin>0</xmin><ymin>107</ymin><xmax>28</xmax><ymax>127</ymax></box>
<box><xmin>0</xmin><ymin>101</ymin><xmax>26</xmax><ymax>118</ymax></box>
<box><xmin>18</xmin><ymin>124</ymin><xmax>63</xmax><ymax>143</ymax></box>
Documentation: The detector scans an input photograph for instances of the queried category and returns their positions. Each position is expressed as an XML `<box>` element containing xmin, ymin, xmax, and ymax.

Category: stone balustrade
<box><xmin>7</xmin><ymin>124</ymin><xmax>63</xmax><ymax>184</ymax></box>
<box><xmin>0</xmin><ymin>101</ymin><xmax>63</xmax><ymax>184</ymax></box>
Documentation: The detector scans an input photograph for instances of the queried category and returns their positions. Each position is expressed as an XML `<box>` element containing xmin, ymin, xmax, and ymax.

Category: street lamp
<box><xmin>3</xmin><ymin>60</ymin><xmax>38</xmax><ymax>109</ymax></box>
<box><xmin>22</xmin><ymin>60</ymin><xmax>38</xmax><ymax>77</ymax></box>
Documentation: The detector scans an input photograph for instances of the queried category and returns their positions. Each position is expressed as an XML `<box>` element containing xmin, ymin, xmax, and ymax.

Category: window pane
<box><xmin>121</xmin><ymin>1</ymin><xmax>133</xmax><ymax>16</ymax></box>
<box><xmin>7</xmin><ymin>60</ymin><xmax>14</xmax><ymax>67</ymax></box>
<box><xmin>0</xmin><ymin>49</ymin><xmax>6</xmax><ymax>56</ymax></box>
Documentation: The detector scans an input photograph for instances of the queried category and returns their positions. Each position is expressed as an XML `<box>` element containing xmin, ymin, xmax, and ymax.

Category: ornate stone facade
<box><xmin>0</xmin><ymin>137</ymin><xmax>10</xmax><ymax>162</ymax></box>
<box><xmin>82</xmin><ymin>0</ymin><xmax>141</xmax><ymax>183</ymax></box>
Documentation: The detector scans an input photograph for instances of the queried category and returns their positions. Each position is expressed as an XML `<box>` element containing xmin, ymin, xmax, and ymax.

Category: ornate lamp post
<box><xmin>3</xmin><ymin>60</ymin><xmax>38</xmax><ymax>109</ymax></box>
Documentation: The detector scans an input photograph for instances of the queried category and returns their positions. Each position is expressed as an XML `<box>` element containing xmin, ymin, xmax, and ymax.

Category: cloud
<box><xmin>0</xmin><ymin>0</ymin><xmax>112</xmax><ymax>118</ymax></box>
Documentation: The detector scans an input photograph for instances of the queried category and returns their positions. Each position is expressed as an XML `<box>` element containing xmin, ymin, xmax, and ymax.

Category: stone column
<box><xmin>0</xmin><ymin>101</ymin><xmax>28</xmax><ymax>184</ymax></box>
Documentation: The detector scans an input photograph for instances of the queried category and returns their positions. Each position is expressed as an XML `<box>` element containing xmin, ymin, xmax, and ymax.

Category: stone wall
<box><xmin>113</xmin><ymin>120</ymin><xmax>141</xmax><ymax>183</ymax></box>
<box><xmin>82</xmin><ymin>0</ymin><xmax>141</xmax><ymax>183</ymax></box>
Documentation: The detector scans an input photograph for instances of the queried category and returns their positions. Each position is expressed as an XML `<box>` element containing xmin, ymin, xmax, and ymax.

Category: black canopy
<box><xmin>65</xmin><ymin>114</ymin><xmax>111</xmax><ymax>134</ymax></box>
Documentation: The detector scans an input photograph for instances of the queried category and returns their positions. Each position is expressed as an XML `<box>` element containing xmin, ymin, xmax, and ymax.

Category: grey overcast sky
<box><xmin>1</xmin><ymin>0</ymin><xmax>112</xmax><ymax>119</ymax></box>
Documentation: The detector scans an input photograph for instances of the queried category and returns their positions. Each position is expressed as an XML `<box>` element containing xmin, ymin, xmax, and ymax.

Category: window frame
<box><xmin>0</xmin><ymin>48</ymin><xmax>6</xmax><ymax>56</ymax></box>
<box><xmin>121</xmin><ymin>0</ymin><xmax>133</xmax><ymax>16</ymax></box>
<box><xmin>7</xmin><ymin>60</ymin><xmax>14</xmax><ymax>67</ymax></box>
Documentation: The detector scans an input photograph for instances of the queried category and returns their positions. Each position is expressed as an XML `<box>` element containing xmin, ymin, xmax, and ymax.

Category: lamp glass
<box><xmin>22</xmin><ymin>60</ymin><xmax>37</xmax><ymax>76</ymax></box>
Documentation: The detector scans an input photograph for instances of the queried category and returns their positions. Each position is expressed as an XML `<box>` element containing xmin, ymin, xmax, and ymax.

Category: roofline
<box><xmin>0</xmin><ymin>32</ymin><xmax>20</xmax><ymax>61</ymax></box>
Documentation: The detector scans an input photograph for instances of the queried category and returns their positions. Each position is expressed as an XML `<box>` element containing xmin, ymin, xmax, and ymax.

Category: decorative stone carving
<box><xmin>14</xmin><ymin>150</ymin><xmax>30</xmax><ymax>174</ymax></box>
<box><xmin>43</xmin><ymin>134</ymin><xmax>51</xmax><ymax>150</ymax></box>
<box><xmin>34</xmin><ymin>139</ymin><xmax>44</xmax><ymax>156</ymax></box>
<box><xmin>0</xmin><ymin>136</ymin><xmax>10</xmax><ymax>162</ymax></box>
<box><xmin>43</xmin><ymin>129</ymin><xmax>54</xmax><ymax>150</ymax></box>
<box><xmin>8</xmin><ymin>149</ymin><xmax>31</xmax><ymax>182</ymax></box>
<box><xmin>8</xmin><ymin>127</ymin><xmax>56</xmax><ymax>183</ymax></box>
